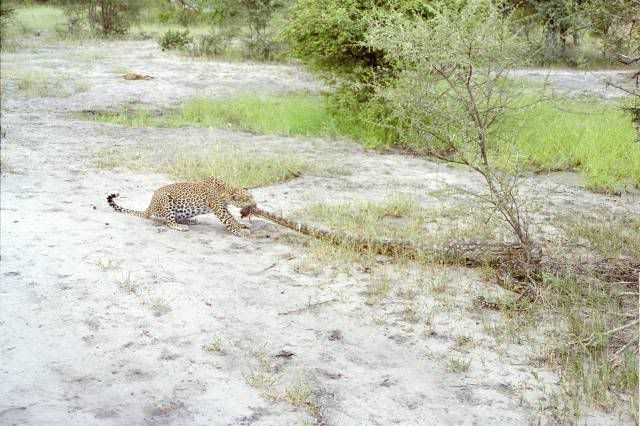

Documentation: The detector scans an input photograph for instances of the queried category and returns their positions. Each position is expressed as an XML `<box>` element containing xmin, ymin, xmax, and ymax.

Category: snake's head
<box><xmin>240</xmin><ymin>204</ymin><xmax>261</xmax><ymax>219</ymax></box>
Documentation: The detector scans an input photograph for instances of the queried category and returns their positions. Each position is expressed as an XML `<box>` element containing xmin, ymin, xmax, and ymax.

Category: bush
<box><xmin>61</xmin><ymin>0</ymin><xmax>142</xmax><ymax>36</ymax></box>
<box><xmin>192</xmin><ymin>31</ymin><xmax>235</xmax><ymax>57</ymax></box>
<box><xmin>283</xmin><ymin>0</ymin><xmax>432</xmax><ymax>81</ymax></box>
<box><xmin>0</xmin><ymin>3</ymin><xmax>14</xmax><ymax>48</ymax></box>
<box><xmin>158</xmin><ymin>29</ymin><xmax>192</xmax><ymax>50</ymax></box>
<box><xmin>239</xmin><ymin>0</ymin><xmax>285</xmax><ymax>60</ymax></box>
<box><xmin>281</xmin><ymin>0</ymin><xmax>432</xmax><ymax>142</ymax></box>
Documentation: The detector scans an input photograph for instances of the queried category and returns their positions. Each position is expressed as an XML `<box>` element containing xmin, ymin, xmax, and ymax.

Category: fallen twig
<box><xmin>278</xmin><ymin>298</ymin><xmax>337</xmax><ymax>316</ymax></box>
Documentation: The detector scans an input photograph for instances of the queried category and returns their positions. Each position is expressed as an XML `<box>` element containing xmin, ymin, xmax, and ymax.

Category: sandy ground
<box><xmin>1</xmin><ymin>40</ymin><xmax>639</xmax><ymax>425</ymax></box>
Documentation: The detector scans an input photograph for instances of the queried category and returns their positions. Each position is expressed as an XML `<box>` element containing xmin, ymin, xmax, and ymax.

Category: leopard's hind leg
<box><xmin>156</xmin><ymin>194</ymin><xmax>189</xmax><ymax>231</ymax></box>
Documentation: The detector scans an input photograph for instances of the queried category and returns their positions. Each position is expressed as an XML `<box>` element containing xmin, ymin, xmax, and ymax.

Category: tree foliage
<box><xmin>62</xmin><ymin>0</ymin><xmax>142</xmax><ymax>35</ymax></box>
<box><xmin>282</xmin><ymin>0</ymin><xmax>434</xmax><ymax>83</ymax></box>
<box><xmin>0</xmin><ymin>2</ymin><xmax>14</xmax><ymax>48</ymax></box>
<box><xmin>366</xmin><ymin>0</ymin><xmax>535</xmax><ymax>252</ymax></box>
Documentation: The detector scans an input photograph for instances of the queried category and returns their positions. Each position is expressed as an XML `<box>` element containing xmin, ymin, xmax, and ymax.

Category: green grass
<box><xmin>5</xmin><ymin>5</ymin><xmax>66</xmax><ymax>38</ymax></box>
<box><xmin>6</xmin><ymin>70</ymin><xmax>89</xmax><ymax>97</ymax></box>
<box><xmin>90</xmin><ymin>93</ymin><xmax>390</xmax><ymax>144</ymax></box>
<box><xmin>301</xmin><ymin>194</ymin><xmax>426</xmax><ymax>241</ymax></box>
<box><xmin>168</xmin><ymin>149</ymin><xmax>313</xmax><ymax>188</ymax></box>
<box><xmin>88</xmin><ymin>93</ymin><xmax>639</xmax><ymax>192</ymax></box>
<box><xmin>134</xmin><ymin>22</ymin><xmax>211</xmax><ymax>38</ymax></box>
<box><xmin>94</xmin><ymin>94</ymin><xmax>334</xmax><ymax>137</ymax></box>
<box><xmin>533</xmin><ymin>272</ymin><xmax>639</xmax><ymax>417</ymax></box>
<box><xmin>496</xmin><ymin>100</ymin><xmax>640</xmax><ymax>191</ymax></box>
<box><xmin>93</xmin><ymin>144</ymin><xmax>315</xmax><ymax>188</ymax></box>
<box><xmin>556</xmin><ymin>211</ymin><xmax>640</xmax><ymax>261</ymax></box>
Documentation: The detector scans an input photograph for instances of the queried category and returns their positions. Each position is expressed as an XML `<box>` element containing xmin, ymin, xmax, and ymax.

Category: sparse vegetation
<box><xmin>301</xmin><ymin>194</ymin><xmax>424</xmax><ymax>241</ymax></box>
<box><xmin>447</xmin><ymin>357</ymin><xmax>471</xmax><ymax>373</ymax></box>
<box><xmin>93</xmin><ymin>146</ymin><xmax>152</xmax><ymax>170</ymax></box>
<box><xmin>93</xmin><ymin>143</ymin><xmax>316</xmax><ymax>187</ymax></box>
<box><xmin>117</xmin><ymin>272</ymin><xmax>138</xmax><ymax>294</ymax></box>
<box><xmin>6</xmin><ymin>70</ymin><xmax>89</xmax><ymax>98</ymax></box>
<box><xmin>169</xmin><ymin>150</ymin><xmax>312</xmax><ymax>188</ymax></box>
<box><xmin>285</xmin><ymin>383</ymin><xmax>318</xmax><ymax>415</ymax></box>
<box><xmin>96</xmin><ymin>257</ymin><xmax>121</xmax><ymax>271</ymax></box>
<box><xmin>86</xmin><ymin>93</ymin><xmax>639</xmax><ymax>192</ymax></box>
<box><xmin>203</xmin><ymin>337</ymin><xmax>224</xmax><ymax>353</ymax></box>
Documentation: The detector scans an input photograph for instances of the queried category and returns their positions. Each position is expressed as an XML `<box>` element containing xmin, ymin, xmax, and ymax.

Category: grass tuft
<box><xmin>6</xmin><ymin>70</ymin><xmax>89</xmax><ymax>98</ymax></box>
<box><xmin>168</xmin><ymin>149</ymin><xmax>313</xmax><ymax>188</ymax></box>
<box><xmin>285</xmin><ymin>383</ymin><xmax>318</xmax><ymax>415</ymax></box>
<box><xmin>300</xmin><ymin>194</ymin><xmax>424</xmax><ymax>241</ymax></box>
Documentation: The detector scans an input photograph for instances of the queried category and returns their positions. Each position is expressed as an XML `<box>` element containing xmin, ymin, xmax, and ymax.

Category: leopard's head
<box><xmin>228</xmin><ymin>186</ymin><xmax>256</xmax><ymax>207</ymax></box>
<box><xmin>205</xmin><ymin>176</ymin><xmax>256</xmax><ymax>207</ymax></box>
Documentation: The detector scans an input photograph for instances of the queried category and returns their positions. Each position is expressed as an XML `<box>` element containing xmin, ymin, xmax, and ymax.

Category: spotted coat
<box><xmin>107</xmin><ymin>177</ymin><xmax>255</xmax><ymax>236</ymax></box>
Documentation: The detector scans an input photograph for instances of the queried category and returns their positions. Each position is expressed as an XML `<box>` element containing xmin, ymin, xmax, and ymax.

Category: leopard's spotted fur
<box><xmin>107</xmin><ymin>177</ymin><xmax>255</xmax><ymax>236</ymax></box>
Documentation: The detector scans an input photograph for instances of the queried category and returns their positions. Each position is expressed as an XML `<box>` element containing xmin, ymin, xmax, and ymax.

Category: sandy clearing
<box><xmin>1</xmin><ymin>39</ymin><xmax>638</xmax><ymax>425</ymax></box>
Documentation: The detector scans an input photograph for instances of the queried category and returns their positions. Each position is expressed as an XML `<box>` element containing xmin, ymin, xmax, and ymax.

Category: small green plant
<box><xmin>203</xmin><ymin>337</ymin><xmax>224</xmax><ymax>353</ymax></box>
<box><xmin>96</xmin><ymin>257</ymin><xmax>120</xmax><ymax>271</ymax></box>
<box><xmin>447</xmin><ymin>357</ymin><xmax>471</xmax><ymax>373</ymax></box>
<box><xmin>245</xmin><ymin>368</ymin><xmax>278</xmax><ymax>389</ymax></box>
<box><xmin>401</xmin><ymin>305</ymin><xmax>420</xmax><ymax>323</ymax></box>
<box><xmin>145</xmin><ymin>296</ymin><xmax>171</xmax><ymax>316</ymax></box>
<box><xmin>454</xmin><ymin>335</ymin><xmax>475</xmax><ymax>352</ymax></box>
<box><xmin>285</xmin><ymin>383</ymin><xmax>318</xmax><ymax>415</ymax></box>
<box><xmin>117</xmin><ymin>272</ymin><xmax>137</xmax><ymax>294</ymax></box>
<box><xmin>158</xmin><ymin>29</ymin><xmax>192</xmax><ymax>50</ymax></box>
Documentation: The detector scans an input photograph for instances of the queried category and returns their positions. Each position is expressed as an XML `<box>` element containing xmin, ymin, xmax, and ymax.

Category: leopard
<box><xmin>107</xmin><ymin>176</ymin><xmax>255</xmax><ymax>236</ymax></box>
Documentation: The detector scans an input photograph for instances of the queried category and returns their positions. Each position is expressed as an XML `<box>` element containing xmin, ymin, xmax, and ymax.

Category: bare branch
<box><xmin>615</xmin><ymin>53</ymin><xmax>640</xmax><ymax>65</ymax></box>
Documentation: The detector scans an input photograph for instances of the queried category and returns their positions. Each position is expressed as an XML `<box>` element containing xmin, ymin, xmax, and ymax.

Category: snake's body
<box><xmin>241</xmin><ymin>205</ymin><xmax>528</xmax><ymax>265</ymax></box>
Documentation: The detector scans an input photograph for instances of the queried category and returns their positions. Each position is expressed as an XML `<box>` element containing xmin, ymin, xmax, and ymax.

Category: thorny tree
<box><xmin>612</xmin><ymin>52</ymin><xmax>640</xmax><ymax>143</ymax></box>
<box><xmin>366</xmin><ymin>0</ymin><xmax>538</xmax><ymax>261</ymax></box>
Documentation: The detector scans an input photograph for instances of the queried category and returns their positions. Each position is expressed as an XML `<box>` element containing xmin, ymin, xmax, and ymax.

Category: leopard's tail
<box><xmin>107</xmin><ymin>193</ymin><xmax>150</xmax><ymax>218</ymax></box>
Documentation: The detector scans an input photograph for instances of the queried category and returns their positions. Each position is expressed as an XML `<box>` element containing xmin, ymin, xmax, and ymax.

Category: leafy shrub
<box><xmin>281</xmin><ymin>0</ymin><xmax>432</xmax><ymax>142</ymax></box>
<box><xmin>283</xmin><ymin>0</ymin><xmax>432</xmax><ymax>81</ymax></box>
<box><xmin>158</xmin><ymin>29</ymin><xmax>192</xmax><ymax>50</ymax></box>
<box><xmin>61</xmin><ymin>0</ymin><xmax>142</xmax><ymax>36</ymax></box>
<box><xmin>0</xmin><ymin>3</ymin><xmax>14</xmax><ymax>48</ymax></box>
<box><xmin>239</xmin><ymin>0</ymin><xmax>285</xmax><ymax>60</ymax></box>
